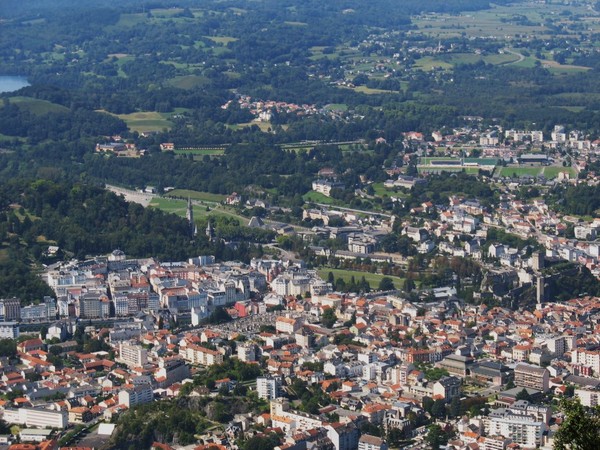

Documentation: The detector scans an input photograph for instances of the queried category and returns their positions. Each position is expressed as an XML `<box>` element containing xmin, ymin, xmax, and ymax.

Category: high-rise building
<box><xmin>118</xmin><ymin>342</ymin><xmax>148</xmax><ymax>368</ymax></box>
<box><xmin>256</xmin><ymin>376</ymin><xmax>282</xmax><ymax>400</ymax></box>
<box><xmin>514</xmin><ymin>363</ymin><xmax>549</xmax><ymax>392</ymax></box>
<box><xmin>0</xmin><ymin>298</ymin><xmax>21</xmax><ymax>321</ymax></box>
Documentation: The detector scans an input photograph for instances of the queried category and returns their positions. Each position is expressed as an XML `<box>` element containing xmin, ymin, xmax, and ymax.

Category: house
<box><xmin>325</xmin><ymin>422</ymin><xmax>360</xmax><ymax>450</ymax></box>
<box><xmin>358</xmin><ymin>435</ymin><xmax>388</xmax><ymax>450</ymax></box>
<box><xmin>17</xmin><ymin>339</ymin><xmax>44</xmax><ymax>354</ymax></box>
<box><xmin>312</xmin><ymin>180</ymin><xmax>344</xmax><ymax>197</ymax></box>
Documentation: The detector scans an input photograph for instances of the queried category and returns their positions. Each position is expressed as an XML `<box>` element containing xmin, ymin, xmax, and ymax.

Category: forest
<box><xmin>0</xmin><ymin>178</ymin><xmax>266</xmax><ymax>303</ymax></box>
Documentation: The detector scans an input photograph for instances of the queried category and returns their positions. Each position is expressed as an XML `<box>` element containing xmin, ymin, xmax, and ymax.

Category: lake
<box><xmin>0</xmin><ymin>76</ymin><xmax>30</xmax><ymax>93</ymax></box>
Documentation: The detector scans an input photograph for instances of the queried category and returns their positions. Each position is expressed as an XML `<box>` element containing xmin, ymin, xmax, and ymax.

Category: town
<box><xmin>6</xmin><ymin>113</ymin><xmax>600</xmax><ymax>450</ymax></box>
<box><xmin>0</xmin><ymin>232</ymin><xmax>599</xmax><ymax>450</ymax></box>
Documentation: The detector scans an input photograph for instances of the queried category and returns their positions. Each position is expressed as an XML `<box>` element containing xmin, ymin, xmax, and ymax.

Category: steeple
<box><xmin>206</xmin><ymin>220</ymin><xmax>215</xmax><ymax>241</ymax></box>
<box><xmin>186</xmin><ymin>198</ymin><xmax>196</xmax><ymax>237</ymax></box>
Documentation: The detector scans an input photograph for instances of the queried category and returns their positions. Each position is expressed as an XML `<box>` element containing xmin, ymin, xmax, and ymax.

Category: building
<box><xmin>312</xmin><ymin>180</ymin><xmax>344</xmax><ymax>197</ymax></box>
<box><xmin>118</xmin><ymin>342</ymin><xmax>148</xmax><ymax>368</ymax></box>
<box><xmin>237</xmin><ymin>343</ymin><xmax>257</xmax><ymax>362</ymax></box>
<box><xmin>0</xmin><ymin>322</ymin><xmax>19</xmax><ymax>339</ymax></box>
<box><xmin>17</xmin><ymin>339</ymin><xmax>44</xmax><ymax>354</ymax></box>
<box><xmin>257</xmin><ymin>376</ymin><xmax>282</xmax><ymax>400</ymax></box>
<box><xmin>2</xmin><ymin>407</ymin><xmax>68</xmax><ymax>429</ymax></box>
<box><xmin>487</xmin><ymin>407</ymin><xmax>546</xmax><ymax>447</ymax></box>
<box><xmin>275</xmin><ymin>316</ymin><xmax>303</xmax><ymax>334</ymax></box>
<box><xmin>325</xmin><ymin>422</ymin><xmax>360</xmax><ymax>450</ymax></box>
<box><xmin>358</xmin><ymin>434</ymin><xmax>387</xmax><ymax>450</ymax></box>
<box><xmin>19</xmin><ymin>428</ymin><xmax>52</xmax><ymax>443</ymax></box>
<box><xmin>0</xmin><ymin>298</ymin><xmax>21</xmax><ymax>321</ymax></box>
<box><xmin>470</xmin><ymin>361</ymin><xmax>510</xmax><ymax>385</ymax></box>
<box><xmin>154</xmin><ymin>357</ymin><xmax>190</xmax><ymax>387</ymax></box>
<box><xmin>118</xmin><ymin>384</ymin><xmax>154</xmax><ymax>408</ymax></box>
<box><xmin>436</xmin><ymin>354</ymin><xmax>472</xmax><ymax>377</ymax></box>
<box><xmin>432</xmin><ymin>376</ymin><xmax>461</xmax><ymax>401</ymax></box>
<box><xmin>181</xmin><ymin>344</ymin><xmax>224</xmax><ymax>366</ymax></box>
<box><xmin>270</xmin><ymin>398</ymin><xmax>323</xmax><ymax>432</ymax></box>
<box><xmin>79</xmin><ymin>294</ymin><xmax>104</xmax><ymax>319</ymax></box>
<box><xmin>571</xmin><ymin>348</ymin><xmax>600</xmax><ymax>374</ymax></box>
<box><xmin>514</xmin><ymin>363</ymin><xmax>549</xmax><ymax>392</ymax></box>
<box><xmin>576</xmin><ymin>388</ymin><xmax>600</xmax><ymax>407</ymax></box>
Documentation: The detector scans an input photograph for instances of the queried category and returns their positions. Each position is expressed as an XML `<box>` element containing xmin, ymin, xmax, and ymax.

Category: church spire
<box><xmin>206</xmin><ymin>220</ymin><xmax>215</xmax><ymax>241</ymax></box>
<box><xmin>186</xmin><ymin>197</ymin><xmax>196</xmax><ymax>237</ymax></box>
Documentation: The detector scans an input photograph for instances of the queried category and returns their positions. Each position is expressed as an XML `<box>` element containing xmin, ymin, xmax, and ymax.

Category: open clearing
<box><xmin>8</xmin><ymin>96</ymin><xmax>69</xmax><ymax>115</ymax></box>
<box><xmin>115</xmin><ymin>111</ymin><xmax>173</xmax><ymax>132</ymax></box>
<box><xmin>318</xmin><ymin>268</ymin><xmax>405</xmax><ymax>288</ymax></box>
<box><xmin>165</xmin><ymin>190</ymin><xmax>226</xmax><ymax>203</ymax></box>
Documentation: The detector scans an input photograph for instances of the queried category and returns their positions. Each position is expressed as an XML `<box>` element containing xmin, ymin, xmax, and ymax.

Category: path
<box><xmin>502</xmin><ymin>48</ymin><xmax>525</xmax><ymax>65</ymax></box>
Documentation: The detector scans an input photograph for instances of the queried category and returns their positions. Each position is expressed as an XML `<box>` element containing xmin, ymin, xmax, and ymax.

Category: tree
<box><xmin>0</xmin><ymin>339</ymin><xmax>16</xmax><ymax>358</ymax></box>
<box><xmin>244</xmin><ymin>434</ymin><xmax>280</xmax><ymax>450</ymax></box>
<box><xmin>554</xmin><ymin>397</ymin><xmax>600</xmax><ymax>450</ymax></box>
<box><xmin>321</xmin><ymin>308</ymin><xmax>337</xmax><ymax>328</ymax></box>
<box><xmin>449</xmin><ymin>395</ymin><xmax>462</xmax><ymax>418</ymax></box>
<box><xmin>403</xmin><ymin>278</ymin><xmax>415</xmax><ymax>292</ymax></box>
<box><xmin>378</xmin><ymin>277</ymin><xmax>395</xmax><ymax>291</ymax></box>
<box><xmin>431</xmin><ymin>399</ymin><xmax>446</xmax><ymax>419</ymax></box>
<box><xmin>327</xmin><ymin>272</ymin><xmax>335</xmax><ymax>284</ymax></box>
<box><xmin>425</xmin><ymin>424</ymin><xmax>447</xmax><ymax>450</ymax></box>
<box><xmin>422</xmin><ymin>396</ymin><xmax>434</xmax><ymax>415</ymax></box>
<box><xmin>515</xmin><ymin>388</ymin><xmax>532</xmax><ymax>402</ymax></box>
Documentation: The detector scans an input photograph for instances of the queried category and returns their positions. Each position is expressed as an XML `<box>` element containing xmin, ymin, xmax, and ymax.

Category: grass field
<box><xmin>165</xmin><ymin>189</ymin><xmax>226</xmax><ymax>203</ymax></box>
<box><xmin>149</xmin><ymin>197</ymin><xmax>245</xmax><ymax>222</ymax></box>
<box><xmin>116</xmin><ymin>111</ymin><xmax>173</xmax><ymax>132</ymax></box>
<box><xmin>371</xmin><ymin>182</ymin><xmax>409</xmax><ymax>198</ymax></box>
<box><xmin>420</xmin><ymin>157</ymin><xmax>498</xmax><ymax>165</ymax></box>
<box><xmin>324</xmin><ymin>103</ymin><xmax>348</xmax><ymax>112</ymax></box>
<box><xmin>205</xmin><ymin>36</ymin><xmax>238</xmax><ymax>44</ymax></box>
<box><xmin>228</xmin><ymin>121</ymin><xmax>274</xmax><ymax>132</ymax></box>
<box><xmin>498</xmin><ymin>166</ymin><xmax>543</xmax><ymax>177</ymax></box>
<box><xmin>174</xmin><ymin>149</ymin><xmax>226</xmax><ymax>158</ymax></box>
<box><xmin>318</xmin><ymin>268</ymin><xmax>405</xmax><ymax>289</ymax></box>
<box><xmin>542</xmin><ymin>166</ymin><xmax>577</xmax><ymax>179</ymax></box>
<box><xmin>418</xmin><ymin>167</ymin><xmax>481</xmax><ymax>175</ymax></box>
<box><xmin>345</xmin><ymin>85</ymin><xmax>399</xmax><ymax>95</ymax></box>
<box><xmin>8</xmin><ymin>96</ymin><xmax>69</xmax><ymax>115</ymax></box>
<box><xmin>303</xmin><ymin>191</ymin><xmax>338</xmax><ymax>205</ymax></box>
<box><xmin>167</xmin><ymin>75</ymin><xmax>210</xmax><ymax>89</ymax></box>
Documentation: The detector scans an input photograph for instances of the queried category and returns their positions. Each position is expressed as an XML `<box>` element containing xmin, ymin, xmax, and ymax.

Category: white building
<box><xmin>358</xmin><ymin>434</ymin><xmax>388</xmax><ymax>450</ymax></box>
<box><xmin>180</xmin><ymin>344</ymin><xmax>224</xmax><ymax>366</ymax></box>
<box><xmin>2</xmin><ymin>407</ymin><xmax>68</xmax><ymax>429</ymax></box>
<box><xmin>275</xmin><ymin>316</ymin><xmax>303</xmax><ymax>334</ymax></box>
<box><xmin>118</xmin><ymin>342</ymin><xmax>148</xmax><ymax>368</ymax></box>
<box><xmin>487</xmin><ymin>409</ymin><xmax>545</xmax><ymax>448</ymax></box>
<box><xmin>257</xmin><ymin>376</ymin><xmax>282</xmax><ymax>400</ymax></box>
<box><xmin>576</xmin><ymin>388</ymin><xmax>600</xmax><ymax>407</ymax></box>
<box><xmin>0</xmin><ymin>322</ymin><xmax>19</xmax><ymax>339</ymax></box>
<box><xmin>237</xmin><ymin>343</ymin><xmax>256</xmax><ymax>362</ymax></box>
<box><xmin>118</xmin><ymin>384</ymin><xmax>153</xmax><ymax>408</ymax></box>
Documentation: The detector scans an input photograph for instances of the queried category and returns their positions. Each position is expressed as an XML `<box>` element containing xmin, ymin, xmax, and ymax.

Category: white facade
<box><xmin>487</xmin><ymin>412</ymin><xmax>544</xmax><ymax>448</ymax></box>
<box><xmin>118</xmin><ymin>384</ymin><xmax>153</xmax><ymax>408</ymax></box>
<box><xmin>257</xmin><ymin>376</ymin><xmax>282</xmax><ymax>400</ymax></box>
<box><xmin>118</xmin><ymin>342</ymin><xmax>148</xmax><ymax>368</ymax></box>
<box><xmin>0</xmin><ymin>322</ymin><xmax>19</xmax><ymax>339</ymax></box>
<box><xmin>3</xmin><ymin>407</ymin><xmax>68</xmax><ymax>429</ymax></box>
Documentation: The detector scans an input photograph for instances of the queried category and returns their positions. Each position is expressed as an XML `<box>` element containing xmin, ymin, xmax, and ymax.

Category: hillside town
<box><xmin>0</xmin><ymin>236</ymin><xmax>600</xmax><ymax>450</ymax></box>
<box><xmin>5</xmin><ymin>119</ymin><xmax>600</xmax><ymax>448</ymax></box>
